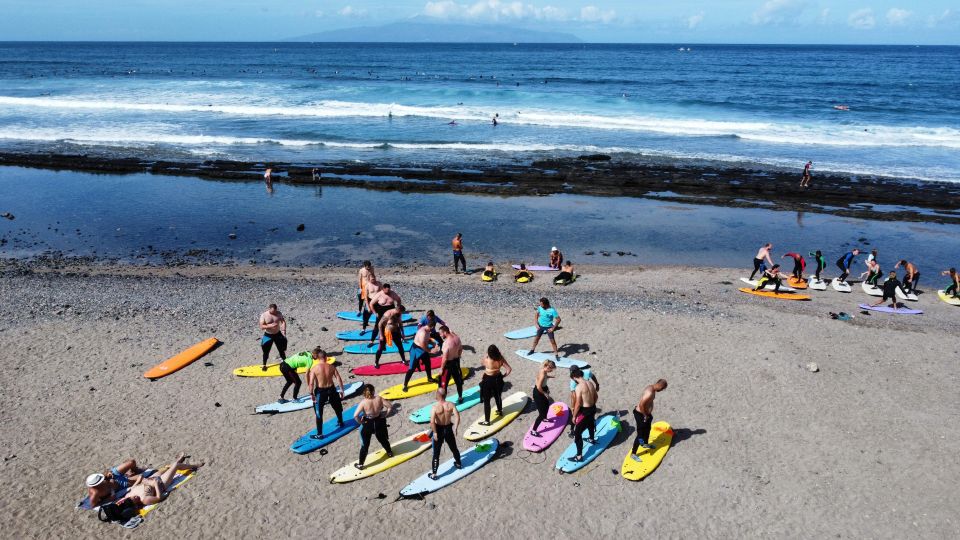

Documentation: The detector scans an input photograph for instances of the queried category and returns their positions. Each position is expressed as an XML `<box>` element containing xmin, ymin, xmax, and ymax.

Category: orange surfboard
<box><xmin>787</xmin><ymin>277</ymin><xmax>809</xmax><ymax>289</ymax></box>
<box><xmin>144</xmin><ymin>337</ymin><xmax>220</xmax><ymax>379</ymax></box>
<box><xmin>738</xmin><ymin>288</ymin><xmax>811</xmax><ymax>301</ymax></box>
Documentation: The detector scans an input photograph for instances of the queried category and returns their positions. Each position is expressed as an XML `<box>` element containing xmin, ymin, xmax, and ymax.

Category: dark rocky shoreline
<box><xmin>3</xmin><ymin>151</ymin><xmax>959</xmax><ymax>224</ymax></box>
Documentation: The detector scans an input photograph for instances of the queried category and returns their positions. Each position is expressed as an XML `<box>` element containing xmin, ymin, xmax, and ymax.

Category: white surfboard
<box><xmin>256</xmin><ymin>381</ymin><xmax>363</xmax><ymax>413</ymax></box>
<box><xmin>861</xmin><ymin>281</ymin><xmax>883</xmax><ymax>297</ymax></box>
<box><xmin>514</xmin><ymin>350</ymin><xmax>589</xmax><ymax>369</ymax></box>
<box><xmin>808</xmin><ymin>278</ymin><xmax>828</xmax><ymax>291</ymax></box>
<box><xmin>503</xmin><ymin>326</ymin><xmax>539</xmax><ymax>340</ymax></box>
<box><xmin>739</xmin><ymin>277</ymin><xmax>795</xmax><ymax>292</ymax></box>
<box><xmin>895</xmin><ymin>287</ymin><xmax>918</xmax><ymax>302</ymax></box>
<box><xmin>831</xmin><ymin>279</ymin><xmax>852</xmax><ymax>293</ymax></box>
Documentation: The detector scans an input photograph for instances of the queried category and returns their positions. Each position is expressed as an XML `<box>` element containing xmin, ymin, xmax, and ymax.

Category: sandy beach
<box><xmin>1</xmin><ymin>261</ymin><xmax>958</xmax><ymax>538</ymax></box>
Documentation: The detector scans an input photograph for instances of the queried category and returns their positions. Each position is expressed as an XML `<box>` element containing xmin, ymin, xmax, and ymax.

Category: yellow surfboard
<box><xmin>938</xmin><ymin>290</ymin><xmax>960</xmax><ymax>306</ymax></box>
<box><xmin>738</xmin><ymin>287</ymin><xmax>811</xmax><ymax>301</ymax></box>
<box><xmin>621</xmin><ymin>421</ymin><xmax>673</xmax><ymax>481</ymax></box>
<box><xmin>464</xmin><ymin>391</ymin><xmax>529</xmax><ymax>441</ymax></box>
<box><xmin>232</xmin><ymin>354</ymin><xmax>335</xmax><ymax>377</ymax></box>
<box><xmin>329</xmin><ymin>430</ymin><xmax>432</xmax><ymax>483</ymax></box>
<box><xmin>139</xmin><ymin>469</ymin><xmax>197</xmax><ymax>516</ymax></box>
<box><xmin>380</xmin><ymin>368</ymin><xmax>469</xmax><ymax>400</ymax></box>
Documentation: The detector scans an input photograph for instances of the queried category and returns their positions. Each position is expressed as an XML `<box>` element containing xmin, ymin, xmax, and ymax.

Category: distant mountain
<box><xmin>285</xmin><ymin>21</ymin><xmax>581</xmax><ymax>43</ymax></box>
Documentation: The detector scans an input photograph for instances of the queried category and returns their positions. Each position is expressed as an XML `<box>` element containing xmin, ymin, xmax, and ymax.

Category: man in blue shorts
<box><xmin>528</xmin><ymin>297</ymin><xmax>561</xmax><ymax>361</ymax></box>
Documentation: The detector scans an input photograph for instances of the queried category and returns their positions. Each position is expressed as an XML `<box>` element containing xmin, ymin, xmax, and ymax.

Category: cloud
<box><xmin>848</xmin><ymin>8</ymin><xmax>875</xmax><ymax>30</ymax></box>
<box><xmin>817</xmin><ymin>8</ymin><xmax>830</xmax><ymax>24</ymax></box>
<box><xmin>422</xmin><ymin>1</ymin><xmax>611</xmax><ymax>23</ymax></box>
<box><xmin>751</xmin><ymin>0</ymin><xmax>807</xmax><ymax>25</ymax></box>
<box><xmin>686</xmin><ymin>11</ymin><xmax>705</xmax><ymax>29</ymax></box>
<box><xmin>338</xmin><ymin>5</ymin><xmax>367</xmax><ymax>17</ymax></box>
<box><xmin>314</xmin><ymin>10</ymin><xmax>324</xmax><ymax>18</ymax></box>
<box><xmin>926</xmin><ymin>9</ymin><xmax>957</xmax><ymax>28</ymax></box>
<box><xmin>885</xmin><ymin>8</ymin><xmax>911</xmax><ymax>26</ymax></box>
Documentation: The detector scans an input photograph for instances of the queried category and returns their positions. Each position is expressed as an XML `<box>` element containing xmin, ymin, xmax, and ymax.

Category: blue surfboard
<box><xmin>337</xmin><ymin>325</ymin><xmax>417</xmax><ymax>341</ymax></box>
<box><xmin>336</xmin><ymin>311</ymin><xmax>414</xmax><ymax>323</ymax></box>
<box><xmin>555</xmin><ymin>414</ymin><xmax>620</xmax><ymax>473</ymax></box>
<box><xmin>291</xmin><ymin>404</ymin><xmax>360</xmax><ymax>454</ymax></box>
<box><xmin>344</xmin><ymin>341</ymin><xmax>414</xmax><ymax>355</ymax></box>
<box><xmin>400</xmin><ymin>439</ymin><xmax>499</xmax><ymax>497</ymax></box>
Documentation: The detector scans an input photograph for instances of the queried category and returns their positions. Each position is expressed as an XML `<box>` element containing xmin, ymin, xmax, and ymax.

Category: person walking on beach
<box><xmin>750</xmin><ymin>243</ymin><xmax>774</xmax><ymax>280</ymax></box>
<box><xmin>479</xmin><ymin>345</ymin><xmax>512</xmax><ymax>426</ymax></box>
<box><xmin>836</xmin><ymin>249</ymin><xmax>860</xmax><ymax>284</ymax></box>
<box><xmin>782</xmin><ymin>252</ymin><xmax>806</xmax><ymax>282</ymax></box>
<box><xmin>529</xmin><ymin>360</ymin><xmax>556</xmax><ymax>438</ymax></box>
<box><xmin>355</xmin><ymin>385</ymin><xmax>394</xmax><ymax>470</ymax></box>
<box><xmin>308</xmin><ymin>347</ymin><xmax>345</xmax><ymax>439</ymax></box>
<box><xmin>869</xmin><ymin>272</ymin><xmax>907</xmax><ymax>309</ymax></box>
<box><xmin>631</xmin><ymin>379</ymin><xmax>668</xmax><ymax>457</ymax></box>
<box><xmin>367</xmin><ymin>283</ymin><xmax>401</xmax><ymax>343</ymax></box>
<box><xmin>800</xmin><ymin>161</ymin><xmax>812</xmax><ymax>187</ymax></box>
<box><xmin>895</xmin><ymin>260</ymin><xmax>921</xmax><ymax>294</ymax></box>
<box><xmin>528</xmin><ymin>297</ymin><xmax>561</xmax><ymax>361</ymax></box>
<box><xmin>569</xmin><ymin>367</ymin><xmax>598</xmax><ymax>463</ymax></box>
<box><xmin>374</xmin><ymin>305</ymin><xmax>407</xmax><ymax>369</ymax></box>
<box><xmin>438</xmin><ymin>325</ymin><xmax>465</xmax><ymax>403</ymax></box>
<box><xmin>357</xmin><ymin>260</ymin><xmax>376</xmax><ymax>316</ymax></box>
<box><xmin>404</xmin><ymin>322</ymin><xmax>438</xmax><ymax>392</ymax></box>
<box><xmin>809</xmin><ymin>250</ymin><xmax>827</xmax><ymax>283</ymax></box>
<box><xmin>259</xmin><ymin>304</ymin><xmax>287</xmax><ymax>371</ymax></box>
<box><xmin>429</xmin><ymin>388</ymin><xmax>462</xmax><ymax>480</ymax></box>
<box><xmin>452</xmin><ymin>233</ymin><xmax>467</xmax><ymax>274</ymax></box>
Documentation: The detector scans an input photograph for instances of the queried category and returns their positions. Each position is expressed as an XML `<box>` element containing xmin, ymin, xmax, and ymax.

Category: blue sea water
<box><xmin>0</xmin><ymin>42</ymin><xmax>958</xmax><ymax>182</ymax></box>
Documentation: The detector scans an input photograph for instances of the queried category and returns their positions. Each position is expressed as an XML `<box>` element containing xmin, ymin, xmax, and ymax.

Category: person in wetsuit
<box><xmin>360</xmin><ymin>275</ymin><xmax>382</xmax><ymax>333</ymax></box>
<box><xmin>870</xmin><ymin>271</ymin><xmax>907</xmax><ymax>308</ymax></box>
<box><xmin>258</xmin><ymin>304</ymin><xmax>287</xmax><ymax>370</ymax></box>
<box><xmin>307</xmin><ymin>347</ymin><xmax>345</xmax><ymax>439</ymax></box>
<box><xmin>479</xmin><ymin>345</ymin><xmax>512</xmax><ymax>426</ymax></box>
<box><xmin>404</xmin><ymin>323</ymin><xmax>438</xmax><ymax>392</ymax></box>
<box><xmin>374</xmin><ymin>305</ymin><xmax>407</xmax><ymax>369</ymax></box>
<box><xmin>356</xmin><ymin>260</ymin><xmax>376</xmax><ymax>316</ymax></box>
<box><xmin>452</xmin><ymin>233</ymin><xmax>467</xmax><ymax>274</ymax></box>
<box><xmin>835</xmin><ymin>249</ymin><xmax>860</xmax><ymax>283</ymax></box>
<box><xmin>569</xmin><ymin>367</ymin><xmax>598</xmax><ymax>462</ymax></box>
<box><xmin>428</xmin><ymin>388</ymin><xmax>462</xmax><ymax>480</ymax></box>
<box><xmin>439</xmin><ymin>325</ymin><xmax>465</xmax><ymax>403</ymax></box>
<box><xmin>529</xmin><ymin>360</ymin><xmax>557</xmax><ymax>438</ymax></box>
<box><xmin>755</xmin><ymin>264</ymin><xmax>785</xmax><ymax>293</ymax></box>
<box><xmin>514</xmin><ymin>263</ymin><xmax>533</xmax><ymax>283</ymax></box>
<box><xmin>809</xmin><ymin>251</ymin><xmax>827</xmax><ymax>282</ymax></box>
<box><xmin>895</xmin><ymin>260</ymin><xmax>920</xmax><ymax>294</ymax></box>
<box><xmin>631</xmin><ymin>379</ymin><xmax>668</xmax><ymax>457</ymax></box>
<box><xmin>418</xmin><ymin>310</ymin><xmax>445</xmax><ymax>348</ymax></box>
<box><xmin>367</xmin><ymin>283</ymin><xmax>401</xmax><ymax>343</ymax></box>
<box><xmin>750</xmin><ymin>243</ymin><xmax>774</xmax><ymax>280</ymax></box>
<box><xmin>354</xmin><ymin>384</ymin><xmax>394</xmax><ymax>470</ymax></box>
<box><xmin>942</xmin><ymin>267</ymin><xmax>960</xmax><ymax>298</ymax></box>
<box><xmin>278</xmin><ymin>348</ymin><xmax>313</xmax><ymax>403</ymax></box>
<box><xmin>782</xmin><ymin>252</ymin><xmax>805</xmax><ymax>282</ymax></box>
<box><xmin>482</xmin><ymin>261</ymin><xmax>497</xmax><ymax>281</ymax></box>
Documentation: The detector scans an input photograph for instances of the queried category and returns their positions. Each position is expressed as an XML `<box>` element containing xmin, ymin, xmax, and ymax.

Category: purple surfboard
<box><xmin>859</xmin><ymin>303</ymin><xmax>922</xmax><ymax>315</ymax></box>
<box><xmin>512</xmin><ymin>265</ymin><xmax>557</xmax><ymax>272</ymax></box>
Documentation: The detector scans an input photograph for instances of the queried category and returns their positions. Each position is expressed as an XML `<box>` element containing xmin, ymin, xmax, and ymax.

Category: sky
<box><xmin>1</xmin><ymin>0</ymin><xmax>958</xmax><ymax>44</ymax></box>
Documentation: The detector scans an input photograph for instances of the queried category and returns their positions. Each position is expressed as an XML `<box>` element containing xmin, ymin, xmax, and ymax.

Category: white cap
<box><xmin>86</xmin><ymin>473</ymin><xmax>105</xmax><ymax>487</ymax></box>
<box><xmin>551</xmin><ymin>246</ymin><xmax>558</xmax><ymax>251</ymax></box>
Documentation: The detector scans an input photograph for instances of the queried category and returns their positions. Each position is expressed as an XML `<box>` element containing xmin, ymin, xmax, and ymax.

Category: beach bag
<box><xmin>98</xmin><ymin>498</ymin><xmax>139</xmax><ymax>523</ymax></box>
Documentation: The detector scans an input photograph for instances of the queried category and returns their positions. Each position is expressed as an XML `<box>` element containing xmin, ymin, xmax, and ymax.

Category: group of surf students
<box><xmin>745</xmin><ymin>243</ymin><xmax>959</xmax><ymax>304</ymax></box>
<box><xmin>457</xmin><ymin>238</ymin><xmax>575</xmax><ymax>286</ymax></box>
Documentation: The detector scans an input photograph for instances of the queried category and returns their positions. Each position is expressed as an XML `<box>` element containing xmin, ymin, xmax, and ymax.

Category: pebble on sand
<box><xmin>806</xmin><ymin>362</ymin><xmax>820</xmax><ymax>372</ymax></box>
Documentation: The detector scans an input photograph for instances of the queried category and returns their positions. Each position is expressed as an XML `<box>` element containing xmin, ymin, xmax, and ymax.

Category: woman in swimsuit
<box><xmin>529</xmin><ymin>360</ymin><xmax>556</xmax><ymax>437</ymax></box>
<box><xmin>479</xmin><ymin>345</ymin><xmax>512</xmax><ymax>425</ymax></box>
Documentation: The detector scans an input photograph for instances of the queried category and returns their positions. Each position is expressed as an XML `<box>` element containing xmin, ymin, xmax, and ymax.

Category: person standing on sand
<box><xmin>631</xmin><ymin>379</ymin><xmax>668</xmax><ymax>457</ymax></box>
<box><xmin>357</xmin><ymin>261</ymin><xmax>376</xmax><ymax>316</ymax></box>
<box><xmin>529</xmin><ymin>360</ymin><xmax>556</xmax><ymax>438</ymax></box>
<box><xmin>308</xmin><ymin>347</ymin><xmax>345</xmax><ymax>439</ymax></box>
<box><xmin>360</xmin><ymin>275</ymin><xmax>382</xmax><ymax>333</ymax></box>
<box><xmin>404</xmin><ymin>323</ymin><xmax>438</xmax><ymax>392</ymax></box>
<box><xmin>429</xmin><ymin>388</ymin><xmax>462</xmax><ymax>480</ymax></box>
<box><xmin>528</xmin><ymin>297</ymin><xmax>561</xmax><ymax>361</ymax></box>
<box><xmin>750</xmin><ymin>243</ymin><xmax>774</xmax><ymax>280</ymax></box>
<box><xmin>354</xmin><ymin>385</ymin><xmax>394</xmax><ymax>470</ymax></box>
<box><xmin>374</xmin><ymin>305</ymin><xmax>407</xmax><ymax>369</ymax></box>
<box><xmin>782</xmin><ymin>252</ymin><xmax>806</xmax><ymax>282</ymax></box>
<box><xmin>418</xmin><ymin>310</ymin><xmax>446</xmax><ymax>348</ymax></box>
<box><xmin>259</xmin><ymin>304</ymin><xmax>287</xmax><ymax>371</ymax></box>
<box><xmin>569</xmin><ymin>367</ymin><xmax>598</xmax><ymax>463</ymax></box>
<box><xmin>895</xmin><ymin>260</ymin><xmax>921</xmax><ymax>294</ymax></box>
<box><xmin>452</xmin><ymin>233</ymin><xmax>467</xmax><ymax>274</ymax></box>
<box><xmin>800</xmin><ymin>161</ymin><xmax>812</xmax><ymax>187</ymax></box>
<box><xmin>479</xmin><ymin>345</ymin><xmax>512</xmax><ymax>426</ymax></box>
<box><xmin>438</xmin><ymin>325</ymin><xmax>465</xmax><ymax>404</ymax></box>
<box><xmin>836</xmin><ymin>249</ymin><xmax>860</xmax><ymax>283</ymax></box>
<box><xmin>367</xmin><ymin>283</ymin><xmax>401</xmax><ymax>343</ymax></box>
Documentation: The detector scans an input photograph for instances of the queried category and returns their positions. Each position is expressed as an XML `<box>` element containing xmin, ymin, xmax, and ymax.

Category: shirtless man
<box><xmin>438</xmin><ymin>325</ymin><xmax>465</xmax><ymax>403</ymax></box>
<box><xmin>942</xmin><ymin>267</ymin><xmax>960</xmax><ymax>298</ymax></box>
<box><xmin>750</xmin><ymin>243</ymin><xmax>774</xmax><ymax>280</ymax></box>
<box><xmin>307</xmin><ymin>347</ymin><xmax>345</xmax><ymax>439</ymax></box>
<box><xmin>479</xmin><ymin>345</ymin><xmax>512</xmax><ymax>425</ymax></box>
<box><xmin>452</xmin><ymin>233</ymin><xmax>466</xmax><ymax>274</ymax></box>
<box><xmin>631</xmin><ymin>379</ymin><xmax>668</xmax><ymax>457</ymax></box>
<box><xmin>367</xmin><ymin>283</ymin><xmax>401</xmax><ymax>343</ymax></box>
<box><xmin>429</xmin><ymin>388</ymin><xmax>462</xmax><ymax>480</ymax></box>
<box><xmin>357</xmin><ymin>260</ymin><xmax>376</xmax><ymax>316</ymax></box>
<box><xmin>117</xmin><ymin>453</ymin><xmax>203</xmax><ymax>508</ymax></box>
<box><xmin>375</xmin><ymin>305</ymin><xmax>407</xmax><ymax>369</ymax></box>
<box><xmin>85</xmin><ymin>459</ymin><xmax>145</xmax><ymax>508</ymax></box>
<box><xmin>570</xmin><ymin>367</ymin><xmax>599</xmax><ymax>462</ymax></box>
<box><xmin>418</xmin><ymin>309</ymin><xmax>446</xmax><ymax>347</ymax></box>
<box><xmin>361</xmin><ymin>275</ymin><xmax>382</xmax><ymax>332</ymax></box>
<box><xmin>895</xmin><ymin>260</ymin><xmax>920</xmax><ymax>293</ymax></box>
<box><xmin>404</xmin><ymin>322</ymin><xmax>438</xmax><ymax>392</ymax></box>
<box><xmin>355</xmin><ymin>385</ymin><xmax>394</xmax><ymax>469</ymax></box>
<box><xmin>259</xmin><ymin>304</ymin><xmax>287</xmax><ymax>371</ymax></box>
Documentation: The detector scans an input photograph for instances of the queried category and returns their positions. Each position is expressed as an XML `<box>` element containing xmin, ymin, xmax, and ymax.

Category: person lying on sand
<box><xmin>482</xmin><ymin>261</ymin><xmax>497</xmax><ymax>281</ymax></box>
<box><xmin>514</xmin><ymin>263</ymin><xmax>533</xmax><ymax>283</ymax></box>
<box><xmin>118</xmin><ymin>453</ymin><xmax>204</xmax><ymax>508</ymax></box>
<box><xmin>554</xmin><ymin>260</ymin><xmax>575</xmax><ymax>285</ymax></box>
<box><xmin>569</xmin><ymin>367</ymin><xmax>598</xmax><ymax>463</ymax></box>
<box><xmin>85</xmin><ymin>459</ymin><xmax>146</xmax><ymax>508</ymax></box>
<box><xmin>631</xmin><ymin>379</ymin><xmax>668</xmax><ymax>457</ymax></box>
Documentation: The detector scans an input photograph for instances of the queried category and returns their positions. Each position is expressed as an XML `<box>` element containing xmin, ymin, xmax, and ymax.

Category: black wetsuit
<box><xmin>374</xmin><ymin>325</ymin><xmax>405</xmax><ymax>367</ymax></box>
<box><xmin>531</xmin><ymin>384</ymin><xmax>551</xmax><ymax>432</ymax></box>
<box><xmin>881</xmin><ymin>278</ymin><xmax>903</xmax><ymax>302</ymax></box>
<box><xmin>431</xmin><ymin>423</ymin><xmax>461</xmax><ymax>475</ymax></box>
<box><xmin>441</xmin><ymin>357</ymin><xmax>464</xmax><ymax>400</ymax></box>
<box><xmin>358</xmin><ymin>416</ymin><xmax>391</xmax><ymax>466</ymax></box>
<box><xmin>261</xmin><ymin>332</ymin><xmax>287</xmax><ymax>366</ymax></box>
<box><xmin>812</xmin><ymin>253</ymin><xmax>826</xmax><ymax>280</ymax></box>
<box><xmin>632</xmin><ymin>410</ymin><xmax>653</xmax><ymax>454</ymax></box>
<box><xmin>750</xmin><ymin>257</ymin><xmax>764</xmax><ymax>280</ymax></box>
<box><xmin>480</xmin><ymin>372</ymin><xmax>505</xmax><ymax>423</ymax></box>
<box><xmin>574</xmin><ymin>406</ymin><xmax>597</xmax><ymax>456</ymax></box>
<box><xmin>313</xmin><ymin>386</ymin><xmax>344</xmax><ymax>435</ymax></box>
<box><xmin>278</xmin><ymin>361</ymin><xmax>300</xmax><ymax>400</ymax></box>
<box><xmin>368</xmin><ymin>303</ymin><xmax>393</xmax><ymax>342</ymax></box>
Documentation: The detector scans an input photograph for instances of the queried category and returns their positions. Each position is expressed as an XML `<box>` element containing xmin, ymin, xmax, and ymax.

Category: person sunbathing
<box><xmin>118</xmin><ymin>453</ymin><xmax>204</xmax><ymax>508</ymax></box>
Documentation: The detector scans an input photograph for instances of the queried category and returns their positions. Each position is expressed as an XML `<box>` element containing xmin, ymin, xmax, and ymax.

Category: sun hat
<box><xmin>86</xmin><ymin>473</ymin><xmax>105</xmax><ymax>488</ymax></box>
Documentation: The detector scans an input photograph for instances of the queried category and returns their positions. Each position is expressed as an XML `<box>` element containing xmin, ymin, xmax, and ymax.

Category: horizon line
<box><xmin>2</xmin><ymin>40</ymin><xmax>958</xmax><ymax>47</ymax></box>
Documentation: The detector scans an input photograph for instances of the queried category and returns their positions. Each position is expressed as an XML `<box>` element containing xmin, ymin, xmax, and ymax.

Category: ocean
<box><xmin>1</xmin><ymin>42</ymin><xmax>959</xmax><ymax>183</ymax></box>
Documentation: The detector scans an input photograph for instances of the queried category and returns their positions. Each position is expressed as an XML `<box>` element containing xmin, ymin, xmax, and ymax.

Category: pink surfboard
<box><xmin>351</xmin><ymin>355</ymin><xmax>443</xmax><ymax>376</ymax></box>
<box><xmin>522</xmin><ymin>401</ymin><xmax>570</xmax><ymax>452</ymax></box>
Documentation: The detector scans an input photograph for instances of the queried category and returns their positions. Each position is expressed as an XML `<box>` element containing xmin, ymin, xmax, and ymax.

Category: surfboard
<box><xmin>139</xmin><ymin>469</ymin><xmax>196</xmax><ymax>517</ymax></box>
<box><xmin>737</xmin><ymin>288</ymin><xmax>811</xmax><ymax>301</ymax></box>
<box><xmin>232</xmin><ymin>354</ymin><xmax>335</xmax><ymax>377</ymax></box>
<box><xmin>351</xmin><ymin>355</ymin><xmax>442</xmax><ymax>376</ymax></box>
<box><xmin>409</xmin><ymin>385</ymin><xmax>482</xmax><ymax>423</ymax></box>
<box><xmin>143</xmin><ymin>337</ymin><xmax>219</xmax><ymax>380</ymax></box>
<box><xmin>336</xmin><ymin>325</ymin><xmax>416</xmax><ymax>341</ymax></box>
<box><xmin>464</xmin><ymin>391</ymin><xmax>529</xmax><ymax>441</ymax></box>
<box><xmin>808</xmin><ymin>278</ymin><xmax>828</xmax><ymax>291</ymax></box>
<box><xmin>514</xmin><ymin>350</ymin><xmax>589</xmax><ymax>369</ymax></box>
<box><xmin>400</xmin><ymin>439</ymin><xmax>499</xmax><ymax>497</ymax></box>
<box><xmin>621</xmin><ymin>421</ymin><xmax>673</xmax><ymax>481</ymax></box>
<box><xmin>256</xmin><ymin>381</ymin><xmax>364</xmax><ymax>414</ymax></box>
<box><xmin>895</xmin><ymin>287</ymin><xmax>919</xmax><ymax>302</ymax></box>
<box><xmin>504</xmin><ymin>326</ymin><xmax>539</xmax><ymax>340</ymax></box>
<box><xmin>516</xmin><ymin>275</ymin><xmax>532</xmax><ymax>283</ymax></box>
<box><xmin>512</xmin><ymin>265</ymin><xmax>556</xmax><ymax>272</ymax></box>
<box><xmin>336</xmin><ymin>311</ymin><xmax>413</xmax><ymax>323</ymax></box>
<box><xmin>739</xmin><ymin>277</ymin><xmax>796</xmax><ymax>292</ymax></box>
<box><xmin>787</xmin><ymin>277</ymin><xmax>808</xmax><ymax>289</ymax></box>
<box><xmin>938</xmin><ymin>290</ymin><xmax>960</xmax><ymax>306</ymax></box>
<box><xmin>329</xmin><ymin>430</ymin><xmax>433</xmax><ymax>483</ymax></box>
<box><xmin>831</xmin><ymin>279</ymin><xmax>852</xmax><ymax>293</ymax></box>
<box><xmin>380</xmin><ymin>368</ymin><xmax>469</xmax><ymax>400</ymax></box>
<box><xmin>290</xmin><ymin>403</ymin><xmax>361</xmax><ymax>454</ymax></box>
<box><xmin>481</xmin><ymin>272</ymin><xmax>498</xmax><ymax>282</ymax></box>
<box><xmin>522</xmin><ymin>402</ymin><xmax>570</xmax><ymax>452</ymax></box>
<box><xmin>861</xmin><ymin>282</ymin><xmax>883</xmax><ymax>296</ymax></box>
<box><xmin>858</xmin><ymin>303</ymin><xmax>923</xmax><ymax>315</ymax></box>
<box><xmin>555</xmin><ymin>414</ymin><xmax>621</xmax><ymax>473</ymax></box>
<box><xmin>344</xmin><ymin>341</ymin><xmax>414</xmax><ymax>355</ymax></box>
